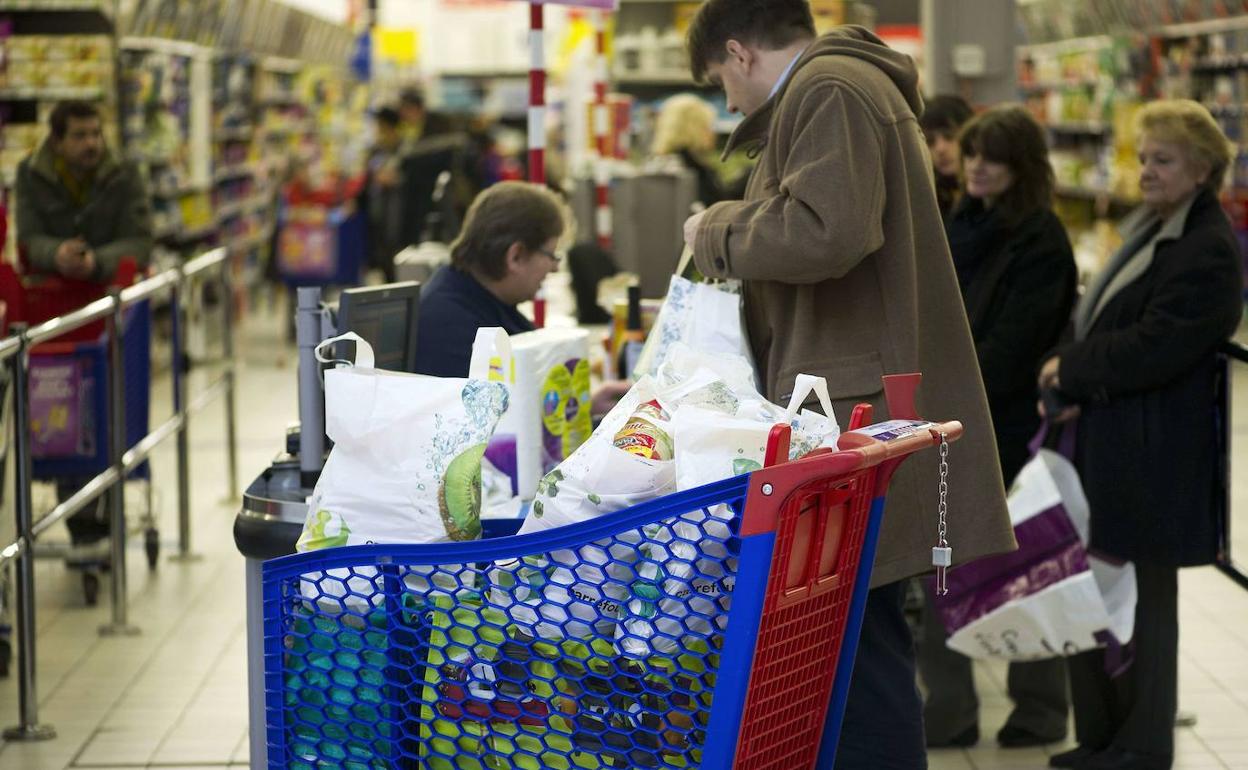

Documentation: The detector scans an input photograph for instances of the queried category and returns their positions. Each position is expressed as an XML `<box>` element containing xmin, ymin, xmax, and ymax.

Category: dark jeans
<box><xmin>1068</xmin><ymin>562</ymin><xmax>1178</xmax><ymax>765</ymax></box>
<box><xmin>834</xmin><ymin>580</ymin><xmax>927</xmax><ymax>770</ymax></box>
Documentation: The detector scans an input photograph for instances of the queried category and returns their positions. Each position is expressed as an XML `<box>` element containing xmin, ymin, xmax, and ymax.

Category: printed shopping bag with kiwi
<box><xmin>297</xmin><ymin>327</ymin><xmax>513</xmax><ymax>558</ymax></box>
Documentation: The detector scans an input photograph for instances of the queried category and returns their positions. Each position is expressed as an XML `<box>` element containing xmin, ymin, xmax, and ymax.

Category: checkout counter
<box><xmin>233</xmin><ymin>282</ymin><xmax>420</xmax><ymax>768</ymax></box>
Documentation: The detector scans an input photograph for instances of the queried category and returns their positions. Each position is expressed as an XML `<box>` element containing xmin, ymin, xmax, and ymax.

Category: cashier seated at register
<box><xmin>414</xmin><ymin>181</ymin><xmax>629</xmax><ymax>415</ymax></box>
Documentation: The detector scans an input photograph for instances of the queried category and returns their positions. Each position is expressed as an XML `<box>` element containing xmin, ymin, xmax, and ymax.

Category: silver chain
<box><xmin>937</xmin><ymin>433</ymin><xmax>949</xmax><ymax>547</ymax></box>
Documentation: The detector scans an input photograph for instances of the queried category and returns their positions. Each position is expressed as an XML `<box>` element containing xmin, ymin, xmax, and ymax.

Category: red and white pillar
<box><xmin>528</xmin><ymin>2</ymin><xmax>548</xmax><ymax>326</ymax></box>
<box><xmin>592</xmin><ymin>9</ymin><xmax>612</xmax><ymax>251</ymax></box>
<box><xmin>527</xmin><ymin>2</ymin><xmax>546</xmax><ymax>186</ymax></box>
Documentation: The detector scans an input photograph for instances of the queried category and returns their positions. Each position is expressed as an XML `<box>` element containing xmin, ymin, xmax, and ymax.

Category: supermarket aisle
<box><xmin>0</xmin><ymin>306</ymin><xmax>295</xmax><ymax>770</ymax></box>
<box><xmin>0</xmin><ymin>307</ymin><xmax>1245</xmax><ymax>769</ymax></box>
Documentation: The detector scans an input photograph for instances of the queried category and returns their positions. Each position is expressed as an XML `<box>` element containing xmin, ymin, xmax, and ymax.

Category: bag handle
<box><xmin>468</xmin><ymin>327</ymin><xmax>515</xmax><ymax>383</ymax></box>
<box><xmin>786</xmin><ymin>373</ymin><xmax>835</xmax><ymax>419</ymax></box>
<box><xmin>315</xmin><ymin>331</ymin><xmax>374</xmax><ymax>369</ymax></box>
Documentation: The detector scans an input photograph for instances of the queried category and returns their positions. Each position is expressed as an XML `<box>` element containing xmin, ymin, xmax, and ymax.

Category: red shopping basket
<box><xmin>261</xmin><ymin>374</ymin><xmax>959</xmax><ymax>770</ymax></box>
<box><xmin>0</xmin><ymin>258</ymin><xmax>151</xmax><ymax>478</ymax></box>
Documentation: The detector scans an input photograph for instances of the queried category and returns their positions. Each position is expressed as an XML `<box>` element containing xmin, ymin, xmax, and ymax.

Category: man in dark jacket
<box><xmin>15</xmin><ymin>100</ymin><xmax>153</xmax><ymax>560</ymax></box>
<box><xmin>682</xmin><ymin>2</ymin><xmax>1015</xmax><ymax>768</ymax></box>
<box><xmin>16</xmin><ymin>100</ymin><xmax>153</xmax><ymax>281</ymax></box>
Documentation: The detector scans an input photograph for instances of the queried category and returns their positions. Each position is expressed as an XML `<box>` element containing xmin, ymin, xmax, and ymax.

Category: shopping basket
<box><xmin>0</xmin><ymin>260</ymin><xmax>151</xmax><ymax>479</ymax></box>
<box><xmin>275</xmin><ymin>196</ymin><xmax>366</xmax><ymax>286</ymax></box>
<box><xmin>261</xmin><ymin>374</ymin><xmax>961</xmax><ymax>770</ymax></box>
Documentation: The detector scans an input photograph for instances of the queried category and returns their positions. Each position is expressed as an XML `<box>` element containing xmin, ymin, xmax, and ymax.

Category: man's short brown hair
<box><xmin>687</xmin><ymin>0</ymin><xmax>816</xmax><ymax>83</ymax></box>
<box><xmin>450</xmin><ymin>182</ymin><xmax>566</xmax><ymax>281</ymax></box>
<box><xmin>49</xmin><ymin>101</ymin><xmax>101</xmax><ymax>140</ymax></box>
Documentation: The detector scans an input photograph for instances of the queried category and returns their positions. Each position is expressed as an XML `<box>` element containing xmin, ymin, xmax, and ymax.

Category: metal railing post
<box><xmin>100</xmin><ymin>291</ymin><xmax>139</xmax><ymax>637</ymax></box>
<box><xmin>170</xmin><ymin>272</ymin><xmax>198</xmax><ymax>563</ymax></box>
<box><xmin>3</xmin><ymin>325</ymin><xmax>56</xmax><ymax>741</ymax></box>
<box><xmin>221</xmin><ymin>264</ymin><xmax>239</xmax><ymax>502</ymax></box>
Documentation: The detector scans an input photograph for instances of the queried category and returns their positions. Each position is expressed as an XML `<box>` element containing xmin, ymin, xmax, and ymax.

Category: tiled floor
<box><xmin>0</xmin><ymin>306</ymin><xmax>1246</xmax><ymax>769</ymax></box>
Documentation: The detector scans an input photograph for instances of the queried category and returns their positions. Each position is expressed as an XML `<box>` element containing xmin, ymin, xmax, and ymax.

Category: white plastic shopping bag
<box><xmin>937</xmin><ymin>445</ymin><xmax>1136</xmax><ymax>660</ymax></box>
<box><xmin>632</xmin><ymin>274</ymin><xmax>756</xmax><ymax>385</ymax></box>
<box><xmin>296</xmin><ymin>328</ymin><xmax>512</xmax><ymax>601</ymax></box>
<box><xmin>617</xmin><ymin>373</ymin><xmax>842</xmax><ymax>657</ymax></box>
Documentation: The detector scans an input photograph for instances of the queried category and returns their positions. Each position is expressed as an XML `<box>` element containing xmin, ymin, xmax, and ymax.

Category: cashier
<box><xmin>416</xmin><ymin>181</ymin><xmax>629</xmax><ymax>415</ymax></box>
<box><xmin>414</xmin><ymin>181</ymin><xmax>559</xmax><ymax>377</ymax></box>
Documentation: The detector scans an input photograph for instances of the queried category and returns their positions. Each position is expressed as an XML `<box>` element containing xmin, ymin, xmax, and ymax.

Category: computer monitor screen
<box><xmin>336</xmin><ymin>282</ymin><xmax>421</xmax><ymax>373</ymax></box>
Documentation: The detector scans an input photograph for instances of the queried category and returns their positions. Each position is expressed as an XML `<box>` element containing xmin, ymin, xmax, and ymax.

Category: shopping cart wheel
<box><xmin>144</xmin><ymin>529</ymin><xmax>160</xmax><ymax>571</ymax></box>
<box><xmin>83</xmin><ymin>572</ymin><xmax>100</xmax><ymax>606</ymax></box>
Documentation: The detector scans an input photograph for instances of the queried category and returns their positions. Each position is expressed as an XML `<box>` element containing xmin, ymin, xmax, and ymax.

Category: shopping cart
<box><xmin>261</xmin><ymin>374</ymin><xmax>961</xmax><ymax>770</ymax></box>
<box><xmin>0</xmin><ymin>259</ymin><xmax>157</xmax><ymax>604</ymax></box>
<box><xmin>275</xmin><ymin>183</ymin><xmax>366</xmax><ymax>287</ymax></box>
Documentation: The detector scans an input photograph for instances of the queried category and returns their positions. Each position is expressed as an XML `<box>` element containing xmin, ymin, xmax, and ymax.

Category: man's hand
<box><xmin>54</xmin><ymin>238</ymin><xmax>93</xmax><ymax>280</ymax></box>
<box><xmin>683</xmin><ymin>210</ymin><xmax>706</xmax><ymax>251</ymax></box>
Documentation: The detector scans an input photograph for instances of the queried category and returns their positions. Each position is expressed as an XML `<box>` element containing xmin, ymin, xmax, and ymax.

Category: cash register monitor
<box><xmin>336</xmin><ymin>282</ymin><xmax>421</xmax><ymax>373</ymax></box>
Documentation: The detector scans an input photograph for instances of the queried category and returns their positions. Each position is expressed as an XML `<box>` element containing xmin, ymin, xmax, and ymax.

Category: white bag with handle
<box><xmin>297</xmin><ymin>327</ymin><xmax>513</xmax><ymax>555</ymax></box>
<box><xmin>632</xmin><ymin>273</ymin><xmax>756</xmax><ymax>386</ymax></box>
<box><xmin>617</xmin><ymin>371</ymin><xmax>841</xmax><ymax>657</ymax></box>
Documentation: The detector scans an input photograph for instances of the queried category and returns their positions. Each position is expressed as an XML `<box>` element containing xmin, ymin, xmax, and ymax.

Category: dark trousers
<box><xmin>918</xmin><ymin>582</ymin><xmax>1069</xmax><ymax>742</ymax></box>
<box><xmin>834</xmin><ymin>580</ymin><xmax>927</xmax><ymax>770</ymax></box>
<box><xmin>1068</xmin><ymin>562</ymin><xmax>1178</xmax><ymax>763</ymax></box>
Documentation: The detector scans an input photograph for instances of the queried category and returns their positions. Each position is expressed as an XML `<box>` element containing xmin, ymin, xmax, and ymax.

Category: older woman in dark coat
<box><xmin>1041</xmin><ymin>100</ymin><xmax>1244</xmax><ymax>770</ymax></box>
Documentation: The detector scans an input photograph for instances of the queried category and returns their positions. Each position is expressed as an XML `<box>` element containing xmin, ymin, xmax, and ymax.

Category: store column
<box><xmin>920</xmin><ymin>0</ymin><xmax>1018</xmax><ymax>106</ymax></box>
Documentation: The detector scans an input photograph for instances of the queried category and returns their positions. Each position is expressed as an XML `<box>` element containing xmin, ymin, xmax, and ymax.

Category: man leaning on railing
<box><xmin>13</xmin><ymin>99</ymin><xmax>154</xmax><ymax>565</ymax></box>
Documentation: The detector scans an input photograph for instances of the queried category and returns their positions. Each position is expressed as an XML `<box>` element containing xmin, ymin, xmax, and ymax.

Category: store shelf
<box><xmin>1017</xmin><ymin>34</ymin><xmax>1113</xmax><ymax>57</ymax></box>
<box><xmin>151</xmin><ymin>182</ymin><xmax>208</xmax><ymax>199</ymax></box>
<box><xmin>215</xmin><ymin>195</ymin><xmax>266</xmax><ymax>220</ymax></box>
<box><xmin>214</xmin><ymin>164</ymin><xmax>254</xmax><ymax>183</ymax></box>
<box><xmin>0</xmin><ymin>86</ymin><xmax>104</xmax><ymax>101</ymax></box>
<box><xmin>614</xmin><ymin>70</ymin><xmax>699</xmax><ymax>87</ymax></box>
<box><xmin>1055</xmin><ymin>184</ymin><xmax>1138</xmax><ymax>207</ymax></box>
<box><xmin>1046</xmin><ymin>121</ymin><xmax>1111</xmax><ymax>136</ymax></box>
<box><xmin>261</xmin><ymin>56</ymin><xmax>303</xmax><ymax>74</ymax></box>
<box><xmin>440</xmin><ymin>69</ymin><xmax>530</xmax><ymax>79</ymax></box>
<box><xmin>0</xmin><ymin>0</ymin><xmax>105</xmax><ymax>9</ymax></box>
<box><xmin>120</xmin><ymin>36</ymin><xmax>203</xmax><ymax>57</ymax></box>
<box><xmin>214</xmin><ymin>126</ymin><xmax>254</xmax><ymax>142</ymax></box>
<box><xmin>1022</xmin><ymin>79</ymin><xmax>1103</xmax><ymax>92</ymax></box>
<box><xmin>1156</xmin><ymin>15</ymin><xmax>1248</xmax><ymax>40</ymax></box>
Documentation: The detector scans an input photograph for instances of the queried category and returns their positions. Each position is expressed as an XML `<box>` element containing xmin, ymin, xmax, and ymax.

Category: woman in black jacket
<box><xmin>1041</xmin><ymin>101</ymin><xmax>1243</xmax><ymax>770</ymax></box>
<box><xmin>920</xmin><ymin>106</ymin><xmax>1078</xmax><ymax>750</ymax></box>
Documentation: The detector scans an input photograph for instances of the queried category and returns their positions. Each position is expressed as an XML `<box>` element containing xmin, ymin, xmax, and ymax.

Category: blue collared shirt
<box><xmin>769</xmin><ymin>48</ymin><xmax>806</xmax><ymax>100</ymax></box>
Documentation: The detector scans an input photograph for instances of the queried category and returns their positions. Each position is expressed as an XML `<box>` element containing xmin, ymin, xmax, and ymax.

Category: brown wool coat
<box><xmin>694</xmin><ymin>27</ymin><xmax>1016</xmax><ymax>586</ymax></box>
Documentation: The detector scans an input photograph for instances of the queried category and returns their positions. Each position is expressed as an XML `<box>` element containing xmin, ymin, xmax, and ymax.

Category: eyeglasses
<box><xmin>535</xmin><ymin>247</ymin><xmax>563</xmax><ymax>266</ymax></box>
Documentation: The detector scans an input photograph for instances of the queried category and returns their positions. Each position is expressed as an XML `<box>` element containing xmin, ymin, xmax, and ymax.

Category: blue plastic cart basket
<box><xmin>262</xmin><ymin>374</ymin><xmax>960</xmax><ymax>770</ymax></box>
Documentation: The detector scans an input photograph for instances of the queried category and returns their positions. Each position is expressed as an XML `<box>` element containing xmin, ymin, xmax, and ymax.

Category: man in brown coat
<box><xmin>683</xmin><ymin>2</ymin><xmax>1016</xmax><ymax>767</ymax></box>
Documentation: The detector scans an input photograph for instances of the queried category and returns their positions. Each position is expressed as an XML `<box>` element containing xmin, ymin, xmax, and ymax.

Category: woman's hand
<box><xmin>1038</xmin><ymin>356</ymin><xmax>1061</xmax><ymax>390</ymax></box>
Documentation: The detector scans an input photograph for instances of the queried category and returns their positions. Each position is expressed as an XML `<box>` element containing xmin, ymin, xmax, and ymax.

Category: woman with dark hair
<box><xmin>919</xmin><ymin>105</ymin><xmax>1079</xmax><ymax>750</ymax></box>
<box><xmin>920</xmin><ymin>94</ymin><xmax>974</xmax><ymax>221</ymax></box>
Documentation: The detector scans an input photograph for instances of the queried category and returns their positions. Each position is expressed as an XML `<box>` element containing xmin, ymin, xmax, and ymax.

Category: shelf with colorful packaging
<box><xmin>0</xmin><ymin>7</ymin><xmax>116</xmax><ymax>201</ymax></box>
<box><xmin>1019</xmin><ymin>0</ymin><xmax>1248</xmax><ymax>285</ymax></box>
<box><xmin>119</xmin><ymin>37</ymin><xmax>215</xmax><ymax>259</ymax></box>
<box><xmin>212</xmin><ymin>51</ymin><xmax>274</xmax><ymax>292</ymax></box>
